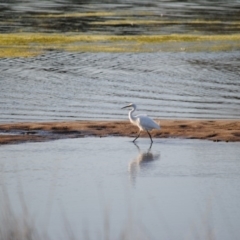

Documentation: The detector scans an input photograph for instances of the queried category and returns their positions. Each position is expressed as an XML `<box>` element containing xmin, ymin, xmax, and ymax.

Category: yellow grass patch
<box><xmin>0</xmin><ymin>33</ymin><xmax>240</xmax><ymax>57</ymax></box>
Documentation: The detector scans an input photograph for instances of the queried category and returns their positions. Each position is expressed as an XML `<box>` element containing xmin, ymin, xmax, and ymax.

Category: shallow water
<box><xmin>1</xmin><ymin>137</ymin><xmax>240</xmax><ymax>239</ymax></box>
<box><xmin>1</xmin><ymin>51</ymin><xmax>240</xmax><ymax>122</ymax></box>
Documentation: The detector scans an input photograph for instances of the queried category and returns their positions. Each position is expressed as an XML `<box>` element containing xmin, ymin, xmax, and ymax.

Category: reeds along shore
<box><xmin>0</xmin><ymin>119</ymin><xmax>240</xmax><ymax>145</ymax></box>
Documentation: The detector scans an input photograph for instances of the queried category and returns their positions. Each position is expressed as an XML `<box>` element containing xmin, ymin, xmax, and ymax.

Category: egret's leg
<box><xmin>133</xmin><ymin>131</ymin><xmax>141</xmax><ymax>142</ymax></box>
<box><xmin>148</xmin><ymin>142</ymin><xmax>153</xmax><ymax>151</ymax></box>
<box><xmin>147</xmin><ymin>131</ymin><xmax>153</xmax><ymax>143</ymax></box>
<box><xmin>133</xmin><ymin>142</ymin><xmax>140</xmax><ymax>151</ymax></box>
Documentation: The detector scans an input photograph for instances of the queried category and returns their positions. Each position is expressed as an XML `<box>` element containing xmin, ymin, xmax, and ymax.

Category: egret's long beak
<box><xmin>121</xmin><ymin>105</ymin><xmax>131</xmax><ymax>109</ymax></box>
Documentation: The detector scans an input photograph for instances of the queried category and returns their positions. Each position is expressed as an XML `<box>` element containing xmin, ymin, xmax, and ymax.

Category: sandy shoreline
<box><xmin>0</xmin><ymin>119</ymin><xmax>240</xmax><ymax>145</ymax></box>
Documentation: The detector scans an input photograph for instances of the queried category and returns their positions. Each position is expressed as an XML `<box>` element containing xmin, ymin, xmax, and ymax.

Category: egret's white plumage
<box><xmin>121</xmin><ymin>103</ymin><xmax>160</xmax><ymax>143</ymax></box>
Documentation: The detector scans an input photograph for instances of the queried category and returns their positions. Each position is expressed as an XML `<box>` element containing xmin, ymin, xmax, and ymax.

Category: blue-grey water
<box><xmin>1</xmin><ymin>51</ymin><xmax>240</xmax><ymax>122</ymax></box>
<box><xmin>1</xmin><ymin>138</ymin><xmax>240</xmax><ymax>240</ymax></box>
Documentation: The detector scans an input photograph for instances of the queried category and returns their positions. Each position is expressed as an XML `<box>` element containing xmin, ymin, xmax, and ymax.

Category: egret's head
<box><xmin>121</xmin><ymin>103</ymin><xmax>136</xmax><ymax>110</ymax></box>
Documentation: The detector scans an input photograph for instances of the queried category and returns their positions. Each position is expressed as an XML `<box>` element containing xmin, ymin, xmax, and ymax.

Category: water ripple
<box><xmin>1</xmin><ymin>51</ymin><xmax>240</xmax><ymax>122</ymax></box>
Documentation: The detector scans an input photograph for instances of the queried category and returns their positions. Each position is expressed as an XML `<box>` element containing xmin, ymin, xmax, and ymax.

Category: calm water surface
<box><xmin>1</xmin><ymin>138</ymin><xmax>240</xmax><ymax>239</ymax></box>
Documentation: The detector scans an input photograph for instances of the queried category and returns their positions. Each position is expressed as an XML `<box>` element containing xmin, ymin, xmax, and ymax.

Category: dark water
<box><xmin>1</xmin><ymin>0</ymin><xmax>240</xmax><ymax>34</ymax></box>
<box><xmin>1</xmin><ymin>51</ymin><xmax>240</xmax><ymax>122</ymax></box>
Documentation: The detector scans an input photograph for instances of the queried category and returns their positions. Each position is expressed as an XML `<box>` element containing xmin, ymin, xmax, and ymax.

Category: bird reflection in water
<box><xmin>128</xmin><ymin>143</ymin><xmax>160</xmax><ymax>185</ymax></box>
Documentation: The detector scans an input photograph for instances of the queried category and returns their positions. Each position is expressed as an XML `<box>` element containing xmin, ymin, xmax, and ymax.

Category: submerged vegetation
<box><xmin>1</xmin><ymin>33</ymin><xmax>240</xmax><ymax>57</ymax></box>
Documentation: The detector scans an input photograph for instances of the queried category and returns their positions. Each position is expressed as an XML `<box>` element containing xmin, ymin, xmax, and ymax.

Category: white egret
<box><xmin>121</xmin><ymin>103</ymin><xmax>160</xmax><ymax>143</ymax></box>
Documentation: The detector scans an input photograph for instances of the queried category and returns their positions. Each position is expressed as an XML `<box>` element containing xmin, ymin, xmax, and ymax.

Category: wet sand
<box><xmin>0</xmin><ymin>120</ymin><xmax>240</xmax><ymax>145</ymax></box>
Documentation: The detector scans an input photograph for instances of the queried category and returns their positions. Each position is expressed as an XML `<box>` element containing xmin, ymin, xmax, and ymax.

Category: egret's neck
<box><xmin>129</xmin><ymin>108</ymin><xmax>137</xmax><ymax>123</ymax></box>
